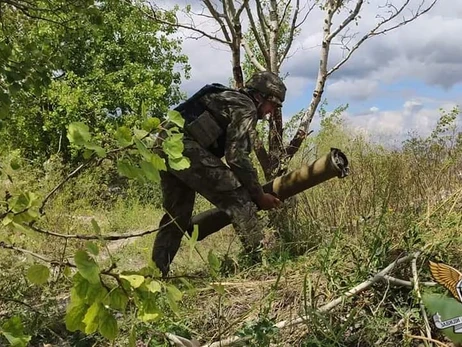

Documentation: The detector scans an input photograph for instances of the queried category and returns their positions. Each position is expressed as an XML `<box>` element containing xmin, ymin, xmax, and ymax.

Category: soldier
<box><xmin>152</xmin><ymin>71</ymin><xmax>287</xmax><ymax>277</ymax></box>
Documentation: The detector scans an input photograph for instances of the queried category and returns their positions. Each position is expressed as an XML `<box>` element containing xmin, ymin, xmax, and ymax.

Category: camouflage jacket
<box><xmin>199</xmin><ymin>90</ymin><xmax>264</xmax><ymax>201</ymax></box>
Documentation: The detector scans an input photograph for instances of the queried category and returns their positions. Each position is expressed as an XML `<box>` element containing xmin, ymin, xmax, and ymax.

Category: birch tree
<box><xmin>141</xmin><ymin>0</ymin><xmax>438</xmax><ymax>179</ymax></box>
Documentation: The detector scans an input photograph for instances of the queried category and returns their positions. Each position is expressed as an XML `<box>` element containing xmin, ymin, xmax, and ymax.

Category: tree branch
<box><xmin>327</xmin><ymin>0</ymin><xmax>364</xmax><ymax>42</ymax></box>
<box><xmin>279</xmin><ymin>1</ymin><xmax>316</xmax><ymax>68</ymax></box>
<box><xmin>327</xmin><ymin>0</ymin><xmax>437</xmax><ymax>76</ymax></box>
<box><xmin>137</xmin><ymin>1</ymin><xmax>231</xmax><ymax>45</ymax></box>
<box><xmin>202</xmin><ymin>0</ymin><xmax>233</xmax><ymax>44</ymax></box>
<box><xmin>286</xmin><ymin>0</ymin><xmax>337</xmax><ymax>161</ymax></box>
<box><xmin>221</xmin><ymin>0</ymin><xmax>236</xmax><ymax>38</ymax></box>
<box><xmin>245</xmin><ymin>1</ymin><xmax>270</xmax><ymax>68</ymax></box>
<box><xmin>27</xmin><ymin>222</ymin><xmax>171</xmax><ymax>241</ymax></box>
<box><xmin>0</xmin><ymin>241</ymin><xmax>73</xmax><ymax>267</ymax></box>
<box><xmin>241</xmin><ymin>37</ymin><xmax>266</xmax><ymax>71</ymax></box>
<box><xmin>39</xmin><ymin>161</ymin><xmax>90</xmax><ymax>214</ymax></box>
<box><xmin>268</xmin><ymin>0</ymin><xmax>279</xmax><ymax>72</ymax></box>
<box><xmin>412</xmin><ymin>257</ymin><xmax>432</xmax><ymax>343</ymax></box>
<box><xmin>255</xmin><ymin>0</ymin><xmax>270</xmax><ymax>48</ymax></box>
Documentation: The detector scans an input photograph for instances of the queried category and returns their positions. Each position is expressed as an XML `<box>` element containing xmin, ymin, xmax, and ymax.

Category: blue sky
<box><xmin>161</xmin><ymin>0</ymin><xmax>462</xmax><ymax>141</ymax></box>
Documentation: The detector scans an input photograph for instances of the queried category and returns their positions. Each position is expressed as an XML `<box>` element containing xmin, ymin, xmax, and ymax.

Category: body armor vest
<box><xmin>174</xmin><ymin>83</ymin><xmax>236</xmax><ymax>157</ymax></box>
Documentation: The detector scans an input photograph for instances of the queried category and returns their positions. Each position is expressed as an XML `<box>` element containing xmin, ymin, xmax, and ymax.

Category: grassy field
<box><xmin>1</xmin><ymin>109</ymin><xmax>461</xmax><ymax>346</ymax></box>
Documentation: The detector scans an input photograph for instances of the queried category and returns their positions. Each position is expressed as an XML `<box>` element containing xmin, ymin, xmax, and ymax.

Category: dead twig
<box><xmin>406</xmin><ymin>334</ymin><xmax>450</xmax><ymax>347</ymax></box>
<box><xmin>166</xmin><ymin>252</ymin><xmax>420</xmax><ymax>347</ymax></box>
<box><xmin>412</xmin><ymin>257</ymin><xmax>433</xmax><ymax>345</ymax></box>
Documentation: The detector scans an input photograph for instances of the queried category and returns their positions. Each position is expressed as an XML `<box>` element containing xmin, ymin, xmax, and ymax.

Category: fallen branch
<box><xmin>406</xmin><ymin>334</ymin><xmax>450</xmax><ymax>347</ymax></box>
<box><xmin>412</xmin><ymin>257</ymin><xmax>433</xmax><ymax>345</ymax></box>
<box><xmin>167</xmin><ymin>252</ymin><xmax>421</xmax><ymax>347</ymax></box>
<box><xmin>379</xmin><ymin>275</ymin><xmax>436</xmax><ymax>288</ymax></box>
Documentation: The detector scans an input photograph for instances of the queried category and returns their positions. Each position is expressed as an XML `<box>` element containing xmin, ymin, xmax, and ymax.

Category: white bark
<box><xmin>269</xmin><ymin>0</ymin><xmax>279</xmax><ymax>72</ymax></box>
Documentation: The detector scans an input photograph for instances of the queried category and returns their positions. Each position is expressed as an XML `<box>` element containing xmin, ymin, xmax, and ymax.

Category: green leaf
<box><xmin>187</xmin><ymin>224</ymin><xmax>199</xmax><ymax>259</ymax></box>
<box><xmin>120</xmin><ymin>274</ymin><xmax>145</xmax><ymax>288</ymax></box>
<box><xmin>83</xmin><ymin>149</ymin><xmax>93</xmax><ymax>159</ymax></box>
<box><xmin>72</xmin><ymin>273</ymin><xmax>90</xmax><ymax>303</ymax></box>
<box><xmin>168</xmin><ymin>156</ymin><xmax>190</xmax><ymax>171</ymax></box>
<box><xmin>10</xmin><ymin>158</ymin><xmax>20</xmax><ymax>170</ymax></box>
<box><xmin>117</xmin><ymin>159</ymin><xmax>140</xmax><ymax>179</ymax></box>
<box><xmin>10</xmin><ymin>192</ymin><xmax>39</xmax><ymax>213</ymax></box>
<box><xmin>98</xmin><ymin>308</ymin><xmax>119</xmax><ymax>340</ymax></box>
<box><xmin>114</xmin><ymin>126</ymin><xmax>133</xmax><ymax>147</ymax></box>
<box><xmin>27</xmin><ymin>264</ymin><xmax>50</xmax><ymax>285</ymax></box>
<box><xmin>140</xmin><ymin>160</ymin><xmax>160</xmax><ymax>183</ymax></box>
<box><xmin>86</xmin><ymin>241</ymin><xmax>99</xmax><ymax>256</ymax></box>
<box><xmin>167</xmin><ymin>109</ymin><xmax>185</xmax><ymax>128</ymax></box>
<box><xmin>67</xmin><ymin>122</ymin><xmax>91</xmax><ymax>146</ymax></box>
<box><xmin>83</xmin><ymin>302</ymin><xmax>101</xmax><ymax>334</ymax></box>
<box><xmin>129</xmin><ymin>325</ymin><xmax>136</xmax><ymax>347</ymax></box>
<box><xmin>134</xmin><ymin>128</ymin><xmax>149</xmax><ymax>140</ymax></box>
<box><xmin>107</xmin><ymin>287</ymin><xmax>129</xmax><ymax>311</ymax></box>
<box><xmin>146</xmin><ymin>280</ymin><xmax>162</xmax><ymax>293</ymax></box>
<box><xmin>134</xmin><ymin>138</ymin><xmax>152</xmax><ymax>161</ymax></box>
<box><xmin>162</xmin><ymin>133</ymin><xmax>184</xmax><ymax>159</ymax></box>
<box><xmin>208</xmin><ymin>250</ymin><xmax>221</xmax><ymax>276</ymax></box>
<box><xmin>142</xmin><ymin>117</ymin><xmax>160</xmax><ymax>132</ymax></box>
<box><xmin>91</xmin><ymin>218</ymin><xmax>101</xmax><ymax>234</ymax></box>
<box><xmin>1</xmin><ymin>316</ymin><xmax>31</xmax><ymax>347</ymax></box>
<box><xmin>166</xmin><ymin>284</ymin><xmax>183</xmax><ymax>301</ymax></box>
<box><xmin>166</xmin><ymin>284</ymin><xmax>183</xmax><ymax>313</ymax></box>
<box><xmin>211</xmin><ymin>283</ymin><xmax>225</xmax><ymax>295</ymax></box>
<box><xmin>135</xmin><ymin>291</ymin><xmax>162</xmax><ymax>322</ymax></box>
<box><xmin>65</xmin><ymin>303</ymin><xmax>88</xmax><ymax>332</ymax></box>
<box><xmin>85</xmin><ymin>282</ymin><xmax>108</xmax><ymax>304</ymax></box>
<box><xmin>74</xmin><ymin>250</ymin><xmax>100</xmax><ymax>284</ymax></box>
<box><xmin>151</xmin><ymin>153</ymin><xmax>167</xmax><ymax>171</ymax></box>
<box><xmin>422</xmin><ymin>293</ymin><xmax>462</xmax><ymax>343</ymax></box>
<box><xmin>84</xmin><ymin>142</ymin><xmax>106</xmax><ymax>158</ymax></box>
<box><xmin>2</xmin><ymin>213</ymin><xmax>13</xmax><ymax>226</ymax></box>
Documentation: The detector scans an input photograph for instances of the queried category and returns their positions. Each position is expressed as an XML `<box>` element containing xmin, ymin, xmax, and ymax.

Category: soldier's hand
<box><xmin>256</xmin><ymin>193</ymin><xmax>282</xmax><ymax>210</ymax></box>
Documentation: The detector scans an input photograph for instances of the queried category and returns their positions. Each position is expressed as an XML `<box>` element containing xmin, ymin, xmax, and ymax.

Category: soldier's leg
<box><xmin>170</xmin><ymin>139</ymin><xmax>266</xmax><ymax>254</ymax></box>
<box><xmin>152</xmin><ymin>170</ymin><xmax>195</xmax><ymax>277</ymax></box>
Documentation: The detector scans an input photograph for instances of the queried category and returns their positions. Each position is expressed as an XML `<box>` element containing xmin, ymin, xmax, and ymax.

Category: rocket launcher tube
<box><xmin>188</xmin><ymin>148</ymin><xmax>349</xmax><ymax>240</ymax></box>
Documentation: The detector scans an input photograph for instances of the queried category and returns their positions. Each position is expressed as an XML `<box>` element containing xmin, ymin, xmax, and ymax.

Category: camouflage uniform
<box><xmin>152</xmin><ymin>72</ymin><xmax>287</xmax><ymax>277</ymax></box>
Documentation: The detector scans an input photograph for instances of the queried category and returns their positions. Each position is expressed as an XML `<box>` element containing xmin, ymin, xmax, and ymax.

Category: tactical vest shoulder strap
<box><xmin>174</xmin><ymin>83</ymin><xmax>235</xmax><ymax>124</ymax></box>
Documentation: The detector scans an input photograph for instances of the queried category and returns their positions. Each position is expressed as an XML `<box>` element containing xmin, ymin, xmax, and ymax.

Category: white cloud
<box><xmin>167</xmin><ymin>1</ymin><xmax>462</xmax><ymax>96</ymax></box>
<box><xmin>327</xmin><ymin>78</ymin><xmax>379</xmax><ymax>101</ymax></box>
<box><xmin>155</xmin><ymin>0</ymin><xmax>462</xmax><ymax>142</ymax></box>
<box><xmin>403</xmin><ymin>100</ymin><xmax>424</xmax><ymax>114</ymax></box>
<box><xmin>345</xmin><ymin>102</ymin><xmax>461</xmax><ymax>143</ymax></box>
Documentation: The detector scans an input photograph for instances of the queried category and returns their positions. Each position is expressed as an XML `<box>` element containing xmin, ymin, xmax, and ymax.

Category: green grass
<box><xmin>1</xmin><ymin>108</ymin><xmax>461</xmax><ymax>346</ymax></box>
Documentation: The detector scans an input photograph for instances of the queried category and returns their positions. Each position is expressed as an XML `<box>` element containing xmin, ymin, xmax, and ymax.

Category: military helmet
<box><xmin>245</xmin><ymin>71</ymin><xmax>287</xmax><ymax>107</ymax></box>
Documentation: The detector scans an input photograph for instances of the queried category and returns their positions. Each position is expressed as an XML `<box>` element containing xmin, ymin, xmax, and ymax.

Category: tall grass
<box><xmin>0</xmin><ymin>106</ymin><xmax>461</xmax><ymax>346</ymax></box>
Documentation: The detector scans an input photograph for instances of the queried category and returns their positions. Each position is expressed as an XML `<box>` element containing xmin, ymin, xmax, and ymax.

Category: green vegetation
<box><xmin>1</xmin><ymin>1</ymin><xmax>462</xmax><ymax>346</ymax></box>
<box><xmin>1</xmin><ymin>104</ymin><xmax>461</xmax><ymax>346</ymax></box>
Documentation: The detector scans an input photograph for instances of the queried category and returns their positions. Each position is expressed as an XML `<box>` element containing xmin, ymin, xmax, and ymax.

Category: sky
<box><xmin>157</xmin><ymin>0</ymin><xmax>462</xmax><ymax>144</ymax></box>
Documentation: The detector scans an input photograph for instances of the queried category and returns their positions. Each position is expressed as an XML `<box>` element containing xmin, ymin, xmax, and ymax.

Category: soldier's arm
<box><xmin>224</xmin><ymin>96</ymin><xmax>264</xmax><ymax>201</ymax></box>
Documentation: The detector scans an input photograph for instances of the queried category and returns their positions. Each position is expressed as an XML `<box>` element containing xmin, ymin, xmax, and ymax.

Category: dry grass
<box><xmin>1</xmin><ymin>108</ymin><xmax>461</xmax><ymax>346</ymax></box>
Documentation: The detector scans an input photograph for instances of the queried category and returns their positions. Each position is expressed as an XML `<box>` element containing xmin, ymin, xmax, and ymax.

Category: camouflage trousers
<box><xmin>152</xmin><ymin>137</ymin><xmax>265</xmax><ymax>277</ymax></box>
